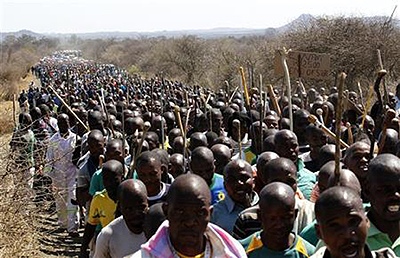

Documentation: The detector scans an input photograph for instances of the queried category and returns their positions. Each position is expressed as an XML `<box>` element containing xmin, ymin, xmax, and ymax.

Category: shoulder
<box><xmin>92</xmin><ymin>189</ymin><xmax>107</xmax><ymax>201</ymax></box>
<box><xmin>238</xmin><ymin>205</ymin><xmax>259</xmax><ymax>220</ymax></box>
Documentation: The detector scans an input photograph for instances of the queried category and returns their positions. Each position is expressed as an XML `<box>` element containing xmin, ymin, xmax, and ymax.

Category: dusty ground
<box><xmin>0</xmin><ymin>74</ymin><xmax>81</xmax><ymax>257</ymax></box>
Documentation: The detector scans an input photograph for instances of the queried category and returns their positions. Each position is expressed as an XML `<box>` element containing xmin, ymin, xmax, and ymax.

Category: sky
<box><xmin>0</xmin><ymin>0</ymin><xmax>399</xmax><ymax>33</ymax></box>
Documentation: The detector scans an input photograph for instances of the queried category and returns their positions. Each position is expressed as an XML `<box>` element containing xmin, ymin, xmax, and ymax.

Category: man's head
<box><xmin>366</xmin><ymin>154</ymin><xmax>400</xmax><ymax>222</ymax></box>
<box><xmin>136</xmin><ymin>151</ymin><xmax>164</xmax><ymax>197</ymax></box>
<box><xmin>169</xmin><ymin>153</ymin><xmax>185</xmax><ymax>178</ymax></box>
<box><xmin>105</xmin><ymin>139</ymin><xmax>124</xmax><ymax>163</ymax></box>
<box><xmin>57</xmin><ymin>113</ymin><xmax>70</xmax><ymax>134</ymax></box>
<box><xmin>305</xmin><ymin>124</ymin><xmax>327</xmax><ymax>159</ymax></box>
<box><xmin>261</xmin><ymin>157</ymin><xmax>297</xmax><ymax>192</ymax></box>
<box><xmin>145</xmin><ymin>132</ymin><xmax>160</xmax><ymax>151</ymax></box>
<box><xmin>143</xmin><ymin>203</ymin><xmax>166</xmax><ymax>240</ymax></box>
<box><xmin>88</xmin><ymin>110</ymin><xmax>104</xmax><ymax>131</ymax></box>
<box><xmin>274</xmin><ymin>130</ymin><xmax>299</xmax><ymax>163</ymax></box>
<box><xmin>343</xmin><ymin>142</ymin><xmax>370</xmax><ymax>185</ymax></box>
<box><xmin>293</xmin><ymin>109</ymin><xmax>310</xmax><ymax>145</ymax></box>
<box><xmin>117</xmin><ymin>179</ymin><xmax>148</xmax><ymax>234</ymax></box>
<box><xmin>315</xmin><ymin>187</ymin><xmax>369</xmax><ymax>258</ymax></box>
<box><xmin>327</xmin><ymin>169</ymin><xmax>362</xmax><ymax>196</ymax></box>
<box><xmin>189</xmin><ymin>132</ymin><xmax>208</xmax><ymax>151</ymax></box>
<box><xmin>208</xmin><ymin>108</ymin><xmax>223</xmax><ymax>134</ymax></box>
<box><xmin>163</xmin><ymin>174</ymin><xmax>212</xmax><ymax>256</ymax></box>
<box><xmin>258</xmin><ymin>182</ymin><xmax>297</xmax><ymax>243</ymax></box>
<box><xmin>318</xmin><ymin>161</ymin><xmax>343</xmax><ymax>194</ymax></box>
<box><xmin>189</xmin><ymin>147</ymin><xmax>215</xmax><ymax>186</ymax></box>
<box><xmin>102</xmin><ymin>160</ymin><xmax>124</xmax><ymax>201</ymax></box>
<box><xmin>87</xmin><ymin>129</ymin><xmax>104</xmax><ymax>158</ymax></box>
<box><xmin>264</xmin><ymin>114</ymin><xmax>279</xmax><ymax>129</ymax></box>
<box><xmin>211</xmin><ymin>144</ymin><xmax>231</xmax><ymax>174</ymax></box>
<box><xmin>378</xmin><ymin>129</ymin><xmax>398</xmax><ymax>155</ymax></box>
<box><xmin>223</xmin><ymin>160</ymin><xmax>254</xmax><ymax>207</ymax></box>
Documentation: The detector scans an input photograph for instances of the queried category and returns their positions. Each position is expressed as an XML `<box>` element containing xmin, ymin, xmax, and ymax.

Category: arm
<box><xmin>79</xmin><ymin>223</ymin><xmax>97</xmax><ymax>258</ymax></box>
<box><xmin>93</xmin><ymin>228</ymin><xmax>111</xmax><ymax>258</ymax></box>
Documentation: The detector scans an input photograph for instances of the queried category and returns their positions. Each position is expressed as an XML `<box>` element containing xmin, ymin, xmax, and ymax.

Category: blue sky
<box><xmin>0</xmin><ymin>0</ymin><xmax>398</xmax><ymax>33</ymax></box>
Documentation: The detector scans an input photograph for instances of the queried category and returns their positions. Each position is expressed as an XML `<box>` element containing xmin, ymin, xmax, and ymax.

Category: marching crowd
<box><xmin>10</xmin><ymin>50</ymin><xmax>400</xmax><ymax>258</ymax></box>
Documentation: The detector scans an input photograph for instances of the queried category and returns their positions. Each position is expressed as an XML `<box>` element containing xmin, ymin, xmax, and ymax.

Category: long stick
<box><xmin>361</xmin><ymin>84</ymin><xmax>374</xmax><ymax>130</ymax></box>
<box><xmin>48</xmin><ymin>84</ymin><xmax>89</xmax><ymax>132</ymax></box>
<box><xmin>239</xmin><ymin>67</ymin><xmax>250</xmax><ymax>109</ymax></box>
<box><xmin>279</xmin><ymin>48</ymin><xmax>293</xmax><ymax>131</ymax></box>
<box><xmin>12</xmin><ymin>94</ymin><xmax>16</xmax><ymax>127</ymax></box>
<box><xmin>377</xmin><ymin>49</ymin><xmax>389</xmax><ymax>106</ymax></box>
<box><xmin>308</xmin><ymin>115</ymin><xmax>349</xmax><ymax>149</ymax></box>
<box><xmin>267</xmin><ymin>85</ymin><xmax>281</xmax><ymax>117</ymax></box>
<box><xmin>259</xmin><ymin>74</ymin><xmax>264</xmax><ymax>153</ymax></box>
<box><xmin>335</xmin><ymin>72</ymin><xmax>347</xmax><ymax>178</ymax></box>
<box><xmin>233</xmin><ymin>119</ymin><xmax>243</xmax><ymax>160</ymax></box>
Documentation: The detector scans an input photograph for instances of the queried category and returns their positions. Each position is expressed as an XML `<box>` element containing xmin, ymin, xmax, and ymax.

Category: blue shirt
<box><xmin>211</xmin><ymin>192</ymin><xmax>259</xmax><ymax>234</ymax></box>
<box><xmin>210</xmin><ymin>173</ymin><xmax>227</xmax><ymax>204</ymax></box>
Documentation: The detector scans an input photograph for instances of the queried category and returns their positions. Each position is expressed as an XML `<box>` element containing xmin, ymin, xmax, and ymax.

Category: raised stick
<box><xmin>278</xmin><ymin>47</ymin><xmax>293</xmax><ymax>131</ymax></box>
<box><xmin>130</xmin><ymin>121</ymin><xmax>151</xmax><ymax>172</ymax></box>
<box><xmin>233</xmin><ymin>119</ymin><xmax>243</xmax><ymax>160</ymax></box>
<box><xmin>267</xmin><ymin>84</ymin><xmax>281</xmax><ymax>117</ymax></box>
<box><xmin>308</xmin><ymin>115</ymin><xmax>349</xmax><ymax>149</ymax></box>
<box><xmin>361</xmin><ymin>84</ymin><xmax>374</xmax><ymax>131</ymax></box>
<box><xmin>346</xmin><ymin>122</ymin><xmax>354</xmax><ymax>145</ymax></box>
<box><xmin>48</xmin><ymin>84</ymin><xmax>89</xmax><ymax>132</ymax></box>
<box><xmin>335</xmin><ymin>72</ymin><xmax>347</xmax><ymax>178</ymax></box>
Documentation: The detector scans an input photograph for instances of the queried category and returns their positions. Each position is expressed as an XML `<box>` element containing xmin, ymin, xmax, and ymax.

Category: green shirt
<box><xmin>367</xmin><ymin>220</ymin><xmax>400</xmax><ymax>256</ymax></box>
<box><xmin>240</xmin><ymin>231</ymin><xmax>315</xmax><ymax>258</ymax></box>
<box><xmin>297</xmin><ymin>159</ymin><xmax>317</xmax><ymax>200</ymax></box>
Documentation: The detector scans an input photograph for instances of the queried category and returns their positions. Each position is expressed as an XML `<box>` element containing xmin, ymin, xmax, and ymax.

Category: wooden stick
<box><xmin>308</xmin><ymin>114</ymin><xmax>349</xmax><ymax>149</ymax></box>
<box><xmin>48</xmin><ymin>85</ymin><xmax>89</xmax><ymax>132</ymax></box>
<box><xmin>239</xmin><ymin>67</ymin><xmax>251</xmax><ymax>109</ymax></box>
<box><xmin>279</xmin><ymin>48</ymin><xmax>293</xmax><ymax>131</ymax></box>
<box><xmin>130</xmin><ymin>121</ymin><xmax>151</xmax><ymax>172</ymax></box>
<box><xmin>361</xmin><ymin>84</ymin><xmax>374</xmax><ymax>130</ymax></box>
<box><xmin>228</xmin><ymin>86</ymin><xmax>239</xmax><ymax>103</ymax></box>
<box><xmin>12</xmin><ymin>94</ymin><xmax>16</xmax><ymax>127</ymax></box>
<box><xmin>357</xmin><ymin>82</ymin><xmax>364</xmax><ymax>109</ymax></box>
<box><xmin>378</xmin><ymin>109</ymin><xmax>396</xmax><ymax>154</ymax></box>
<box><xmin>233</xmin><ymin>119</ymin><xmax>243</xmax><ymax>160</ymax></box>
<box><xmin>377</xmin><ymin>49</ymin><xmax>389</xmax><ymax>106</ymax></box>
<box><xmin>335</xmin><ymin>72</ymin><xmax>347</xmax><ymax>178</ymax></box>
<box><xmin>267</xmin><ymin>84</ymin><xmax>281</xmax><ymax>117</ymax></box>
<box><xmin>346</xmin><ymin>122</ymin><xmax>354</xmax><ymax>145</ymax></box>
<box><xmin>259</xmin><ymin>74</ymin><xmax>264</xmax><ymax>153</ymax></box>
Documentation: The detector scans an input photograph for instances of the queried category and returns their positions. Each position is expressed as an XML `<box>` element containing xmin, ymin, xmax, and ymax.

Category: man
<box><xmin>44</xmin><ymin>113</ymin><xmax>79</xmax><ymax>236</ymax></box>
<box><xmin>190</xmin><ymin>146</ymin><xmax>227</xmax><ymax>204</ymax></box>
<box><xmin>131</xmin><ymin>174</ymin><xmax>247</xmax><ymax>258</ymax></box>
<box><xmin>241</xmin><ymin>182</ymin><xmax>315</xmax><ymax>257</ymax></box>
<box><xmin>233</xmin><ymin>157</ymin><xmax>314</xmax><ymax>240</ymax></box>
<box><xmin>94</xmin><ymin>179</ymin><xmax>148</xmax><ymax>258</ymax></box>
<box><xmin>211</xmin><ymin>160</ymin><xmax>258</xmax><ymax>234</ymax></box>
<box><xmin>312</xmin><ymin>186</ymin><xmax>396</xmax><ymax>258</ymax></box>
<box><xmin>300</xmin><ymin>125</ymin><xmax>328</xmax><ymax>172</ymax></box>
<box><xmin>80</xmin><ymin>160</ymin><xmax>124</xmax><ymax>258</ymax></box>
<box><xmin>208</xmin><ymin>108</ymin><xmax>224</xmax><ymax>136</ymax></box>
<box><xmin>274</xmin><ymin>129</ymin><xmax>316</xmax><ymax>200</ymax></box>
<box><xmin>136</xmin><ymin>151</ymin><xmax>170</xmax><ymax>206</ymax></box>
<box><xmin>76</xmin><ymin>129</ymin><xmax>104</xmax><ymax>210</ymax></box>
<box><xmin>168</xmin><ymin>153</ymin><xmax>185</xmax><ymax>178</ymax></box>
<box><xmin>343</xmin><ymin>142</ymin><xmax>370</xmax><ymax>196</ymax></box>
<box><xmin>211</xmin><ymin>144</ymin><xmax>232</xmax><ymax>175</ymax></box>
<box><xmin>365</xmin><ymin>154</ymin><xmax>400</xmax><ymax>255</ymax></box>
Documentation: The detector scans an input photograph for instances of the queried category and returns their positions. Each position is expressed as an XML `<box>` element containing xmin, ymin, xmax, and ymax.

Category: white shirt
<box><xmin>94</xmin><ymin>216</ymin><xmax>147</xmax><ymax>258</ymax></box>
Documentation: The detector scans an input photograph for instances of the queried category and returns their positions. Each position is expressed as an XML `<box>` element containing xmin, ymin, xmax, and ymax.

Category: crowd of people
<box><xmin>9</xmin><ymin>49</ymin><xmax>400</xmax><ymax>258</ymax></box>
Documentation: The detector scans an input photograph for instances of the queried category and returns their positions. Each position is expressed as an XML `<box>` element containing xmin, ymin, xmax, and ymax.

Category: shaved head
<box><xmin>117</xmin><ymin>179</ymin><xmax>148</xmax><ymax>202</ymax></box>
<box><xmin>327</xmin><ymin>169</ymin><xmax>361</xmax><ymax>196</ymax></box>
<box><xmin>259</xmin><ymin>182</ymin><xmax>296</xmax><ymax>211</ymax></box>
<box><xmin>167</xmin><ymin>174</ymin><xmax>211</xmax><ymax>205</ymax></box>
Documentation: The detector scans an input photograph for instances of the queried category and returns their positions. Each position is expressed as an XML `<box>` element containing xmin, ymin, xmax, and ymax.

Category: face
<box><xmin>137</xmin><ymin>161</ymin><xmax>163</xmax><ymax>196</ymax></box>
<box><xmin>266</xmin><ymin>168</ymin><xmax>298</xmax><ymax>193</ymax></box>
<box><xmin>259</xmin><ymin>201</ymin><xmax>297</xmax><ymax>240</ymax></box>
<box><xmin>165</xmin><ymin>192</ymin><xmax>211</xmax><ymax>253</ymax></box>
<box><xmin>58</xmin><ymin>115</ymin><xmax>70</xmax><ymax>134</ymax></box>
<box><xmin>231</xmin><ymin>122</ymin><xmax>247</xmax><ymax>142</ymax></box>
<box><xmin>120</xmin><ymin>193</ymin><xmax>148</xmax><ymax>234</ymax></box>
<box><xmin>214</xmin><ymin>153</ymin><xmax>231</xmax><ymax>175</ymax></box>
<box><xmin>294</xmin><ymin>115</ymin><xmax>309</xmax><ymax>137</ymax></box>
<box><xmin>88</xmin><ymin>138</ymin><xmax>104</xmax><ymax>158</ymax></box>
<box><xmin>275</xmin><ymin>135</ymin><xmax>299</xmax><ymax>162</ymax></box>
<box><xmin>344</xmin><ymin>145</ymin><xmax>369</xmax><ymax>183</ymax></box>
<box><xmin>316</xmin><ymin>208</ymin><xmax>369</xmax><ymax>258</ymax></box>
<box><xmin>367</xmin><ymin>170</ymin><xmax>400</xmax><ymax>222</ymax></box>
<box><xmin>264</xmin><ymin>116</ymin><xmax>279</xmax><ymax>129</ymax></box>
<box><xmin>105</xmin><ymin>144</ymin><xmax>124</xmax><ymax>163</ymax></box>
<box><xmin>190</xmin><ymin>160</ymin><xmax>215</xmax><ymax>186</ymax></box>
<box><xmin>103</xmin><ymin>170</ymin><xmax>123</xmax><ymax>201</ymax></box>
<box><xmin>211</xmin><ymin>112</ymin><xmax>223</xmax><ymax>133</ymax></box>
<box><xmin>224</xmin><ymin>168</ymin><xmax>254</xmax><ymax>206</ymax></box>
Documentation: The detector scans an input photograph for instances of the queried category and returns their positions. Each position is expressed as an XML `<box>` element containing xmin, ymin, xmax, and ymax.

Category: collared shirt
<box><xmin>233</xmin><ymin>195</ymin><xmax>315</xmax><ymax>240</ymax></box>
<box><xmin>240</xmin><ymin>231</ymin><xmax>315</xmax><ymax>258</ymax></box>
<box><xmin>311</xmin><ymin>246</ymin><xmax>396</xmax><ymax>258</ymax></box>
<box><xmin>297</xmin><ymin>159</ymin><xmax>317</xmax><ymax>201</ymax></box>
<box><xmin>211</xmin><ymin>192</ymin><xmax>259</xmax><ymax>234</ymax></box>
<box><xmin>88</xmin><ymin>189</ymin><xmax>117</xmax><ymax>228</ymax></box>
<box><xmin>367</xmin><ymin>220</ymin><xmax>400</xmax><ymax>256</ymax></box>
<box><xmin>210</xmin><ymin>174</ymin><xmax>227</xmax><ymax>205</ymax></box>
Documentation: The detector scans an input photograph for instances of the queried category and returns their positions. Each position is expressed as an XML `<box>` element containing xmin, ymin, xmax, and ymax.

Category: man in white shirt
<box><xmin>44</xmin><ymin>113</ymin><xmax>79</xmax><ymax>236</ymax></box>
<box><xmin>94</xmin><ymin>179</ymin><xmax>148</xmax><ymax>258</ymax></box>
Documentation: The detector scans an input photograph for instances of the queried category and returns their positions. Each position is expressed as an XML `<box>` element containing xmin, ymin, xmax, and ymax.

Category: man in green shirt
<box><xmin>365</xmin><ymin>154</ymin><xmax>400</xmax><ymax>255</ymax></box>
<box><xmin>240</xmin><ymin>182</ymin><xmax>315</xmax><ymax>258</ymax></box>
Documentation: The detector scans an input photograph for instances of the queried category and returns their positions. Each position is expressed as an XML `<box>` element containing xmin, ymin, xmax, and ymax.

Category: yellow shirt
<box><xmin>87</xmin><ymin>189</ymin><xmax>117</xmax><ymax>228</ymax></box>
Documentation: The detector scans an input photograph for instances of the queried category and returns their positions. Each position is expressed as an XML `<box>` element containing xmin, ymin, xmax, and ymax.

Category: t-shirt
<box><xmin>88</xmin><ymin>189</ymin><xmax>117</xmax><ymax>228</ymax></box>
<box><xmin>148</xmin><ymin>182</ymin><xmax>170</xmax><ymax>207</ymax></box>
<box><xmin>240</xmin><ymin>231</ymin><xmax>315</xmax><ymax>258</ymax></box>
<box><xmin>94</xmin><ymin>216</ymin><xmax>147</xmax><ymax>258</ymax></box>
<box><xmin>210</xmin><ymin>173</ymin><xmax>227</xmax><ymax>204</ymax></box>
<box><xmin>89</xmin><ymin>169</ymin><xmax>104</xmax><ymax>196</ymax></box>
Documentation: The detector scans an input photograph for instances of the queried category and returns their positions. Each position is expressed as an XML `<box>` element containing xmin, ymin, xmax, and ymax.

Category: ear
<box><xmin>162</xmin><ymin>202</ymin><xmax>169</xmax><ymax>219</ymax></box>
<box><xmin>315</xmin><ymin>223</ymin><xmax>322</xmax><ymax>240</ymax></box>
<box><xmin>209</xmin><ymin>205</ymin><xmax>214</xmax><ymax>217</ymax></box>
<box><xmin>160</xmin><ymin>164</ymin><xmax>167</xmax><ymax>173</ymax></box>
